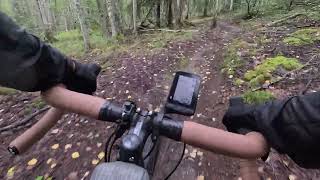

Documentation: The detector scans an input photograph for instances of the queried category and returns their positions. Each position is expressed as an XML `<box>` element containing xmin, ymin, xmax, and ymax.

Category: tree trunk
<box><xmin>133</xmin><ymin>0</ymin><xmax>137</xmax><ymax>33</ymax></box>
<box><xmin>156</xmin><ymin>0</ymin><xmax>161</xmax><ymax>27</ymax></box>
<box><xmin>230</xmin><ymin>0</ymin><xmax>233</xmax><ymax>11</ymax></box>
<box><xmin>175</xmin><ymin>0</ymin><xmax>186</xmax><ymax>26</ymax></box>
<box><xmin>203</xmin><ymin>0</ymin><xmax>209</xmax><ymax>17</ymax></box>
<box><xmin>167</xmin><ymin>0</ymin><xmax>173</xmax><ymax>27</ymax></box>
<box><xmin>36</xmin><ymin>0</ymin><xmax>47</xmax><ymax>26</ymax></box>
<box><xmin>73</xmin><ymin>0</ymin><xmax>90</xmax><ymax>52</ymax></box>
<box><xmin>106</xmin><ymin>0</ymin><xmax>119</xmax><ymax>37</ymax></box>
<box><xmin>96</xmin><ymin>0</ymin><xmax>109</xmax><ymax>37</ymax></box>
<box><xmin>182</xmin><ymin>0</ymin><xmax>189</xmax><ymax>20</ymax></box>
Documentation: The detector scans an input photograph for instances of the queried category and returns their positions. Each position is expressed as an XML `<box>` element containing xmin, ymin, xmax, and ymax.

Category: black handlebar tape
<box><xmin>157</xmin><ymin>117</ymin><xmax>184</xmax><ymax>141</ymax></box>
<box><xmin>98</xmin><ymin>101</ymin><xmax>123</xmax><ymax>122</ymax></box>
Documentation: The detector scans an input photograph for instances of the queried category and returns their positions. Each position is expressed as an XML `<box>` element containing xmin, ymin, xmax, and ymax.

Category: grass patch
<box><xmin>244</xmin><ymin>56</ymin><xmax>302</xmax><ymax>87</ymax></box>
<box><xmin>234</xmin><ymin>78</ymin><xmax>245</xmax><ymax>86</ymax></box>
<box><xmin>52</xmin><ymin>29</ymin><xmax>121</xmax><ymax>57</ymax></box>
<box><xmin>147</xmin><ymin>31</ymin><xmax>193</xmax><ymax>49</ymax></box>
<box><xmin>283</xmin><ymin>28</ymin><xmax>320</xmax><ymax>46</ymax></box>
<box><xmin>31</xmin><ymin>98</ymin><xmax>46</xmax><ymax>109</ymax></box>
<box><xmin>222</xmin><ymin>39</ymin><xmax>247</xmax><ymax>75</ymax></box>
<box><xmin>243</xmin><ymin>90</ymin><xmax>275</xmax><ymax>104</ymax></box>
<box><xmin>24</xmin><ymin>98</ymin><xmax>46</xmax><ymax>115</ymax></box>
<box><xmin>0</xmin><ymin>87</ymin><xmax>17</xmax><ymax>95</ymax></box>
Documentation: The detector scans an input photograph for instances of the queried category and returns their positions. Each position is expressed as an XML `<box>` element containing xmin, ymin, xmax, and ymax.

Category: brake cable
<box><xmin>104</xmin><ymin>127</ymin><xmax>117</xmax><ymax>162</ymax></box>
<box><xmin>164</xmin><ymin>143</ymin><xmax>186</xmax><ymax>180</ymax></box>
<box><xmin>143</xmin><ymin>136</ymin><xmax>158</xmax><ymax>160</ymax></box>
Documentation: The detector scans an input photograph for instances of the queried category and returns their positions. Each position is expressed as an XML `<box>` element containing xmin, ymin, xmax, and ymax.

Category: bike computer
<box><xmin>165</xmin><ymin>71</ymin><xmax>201</xmax><ymax>116</ymax></box>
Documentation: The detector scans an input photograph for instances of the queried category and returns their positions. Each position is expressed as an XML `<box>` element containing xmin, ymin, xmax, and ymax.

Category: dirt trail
<box><xmin>153</xmin><ymin>21</ymin><xmax>244</xmax><ymax>180</ymax></box>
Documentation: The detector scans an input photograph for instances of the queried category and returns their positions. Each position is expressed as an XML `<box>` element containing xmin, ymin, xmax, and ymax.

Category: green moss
<box><xmin>31</xmin><ymin>98</ymin><xmax>46</xmax><ymax>109</ymax></box>
<box><xmin>234</xmin><ymin>78</ymin><xmax>245</xmax><ymax>86</ymax></box>
<box><xmin>242</xmin><ymin>90</ymin><xmax>275</xmax><ymax>104</ymax></box>
<box><xmin>0</xmin><ymin>87</ymin><xmax>17</xmax><ymax>95</ymax></box>
<box><xmin>222</xmin><ymin>39</ymin><xmax>246</xmax><ymax>76</ymax></box>
<box><xmin>244</xmin><ymin>56</ymin><xmax>302</xmax><ymax>86</ymax></box>
<box><xmin>283</xmin><ymin>28</ymin><xmax>320</xmax><ymax>46</ymax></box>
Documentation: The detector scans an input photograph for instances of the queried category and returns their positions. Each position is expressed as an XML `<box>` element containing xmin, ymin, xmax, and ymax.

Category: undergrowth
<box><xmin>283</xmin><ymin>28</ymin><xmax>320</xmax><ymax>46</ymax></box>
<box><xmin>243</xmin><ymin>90</ymin><xmax>275</xmax><ymax>104</ymax></box>
<box><xmin>0</xmin><ymin>87</ymin><xmax>17</xmax><ymax>95</ymax></box>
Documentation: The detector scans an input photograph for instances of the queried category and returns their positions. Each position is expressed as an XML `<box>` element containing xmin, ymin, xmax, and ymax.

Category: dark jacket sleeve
<box><xmin>223</xmin><ymin>91</ymin><xmax>320</xmax><ymax>168</ymax></box>
<box><xmin>0</xmin><ymin>11</ymin><xmax>69</xmax><ymax>92</ymax></box>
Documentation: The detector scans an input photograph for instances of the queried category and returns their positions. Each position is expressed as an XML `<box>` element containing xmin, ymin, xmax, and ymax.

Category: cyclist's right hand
<box><xmin>223</xmin><ymin>92</ymin><xmax>320</xmax><ymax>169</ymax></box>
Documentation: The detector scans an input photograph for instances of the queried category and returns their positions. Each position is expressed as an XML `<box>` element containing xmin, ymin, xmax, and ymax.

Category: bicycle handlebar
<box><xmin>8</xmin><ymin>85</ymin><xmax>268</xmax><ymax>179</ymax></box>
<box><xmin>8</xmin><ymin>108</ymin><xmax>64</xmax><ymax>155</ymax></box>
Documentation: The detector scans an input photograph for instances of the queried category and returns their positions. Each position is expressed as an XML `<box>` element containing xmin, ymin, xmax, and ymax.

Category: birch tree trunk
<box><xmin>133</xmin><ymin>0</ymin><xmax>137</xmax><ymax>33</ymax></box>
<box><xmin>73</xmin><ymin>0</ymin><xmax>90</xmax><ymax>52</ymax></box>
<box><xmin>230</xmin><ymin>0</ymin><xmax>234</xmax><ymax>11</ymax></box>
<box><xmin>96</xmin><ymin>0</ymin><xmax>109</xmax><ymax>37</ymax></box>
<box><xmin>106</xmin><ymin>0</ymin><xmax>119</xmax><ymax>37</ymax></box>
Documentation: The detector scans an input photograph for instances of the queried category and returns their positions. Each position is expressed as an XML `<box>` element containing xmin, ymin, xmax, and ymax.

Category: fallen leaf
<box><xmin>50</xmin><ymin>163</ymin><xmax>57</xmax><ymax>169</ymax></box>
<box><xmin>7</xmin><ymin>166</ymin><xmax>15</xmax><ymax>178</ymax></box>
<box><xmin>289</xmin><ymin>174</ymin><xmax>297</xmax><ymax>180</ymax></box>
<box><xmin>197</xmin><ymin>151</ymin><xmax>203</xmax><ymax>157</ymax></box>
<box><xmin>125</xmin><ymin>90</ymin><xmax>129</xmax><ymax>94</ymax></box>
<box><xmin>197</xmin><ymin>175</ymin><xmax>205</xmax><ymax>180</ymax></box>
<box><xmin>51</xmin><ymin>129</ymin><xmax>59</xmax><ymax>134</ymax></box>
<box><xmin>83</xmin><ymin>171</ymin><xmax>90</xmax><ymax>178</ymax></box>
<box><xmin>258</xmin><ymin>166</ymin><xmax>264</xmax><ymax>173</ymax></box>
<box><xmin>71</xmin><ymin>152</ymin><xmax>80</xmax><ymax>159</ymax></box>
<box><xmin>190</xmin><ymin>152</ymin><xmax>196</xmax><ymax>158</ymax></box>
<box><xmin>98</xmin><ymin>152</ymin><xmax>105</xmax><ymax>160</ymax></box>
<box><xmin>127</xmin><ymin>95</ymin><xmax>132</xmax><ymax>99</ymax></box>
<box><xmin>92</xmin><ymin>159</ymin><xmax>99</xmax><ymax>165</ymax></box>
<box><xmin>51</xmin><ymin>144</ymin><xmax>59</xmax><ymax>150</ymax></box>
<box><xmin>27</xmin><ymin>158</ymin><xmax>38</xmax><ymax>166</ymax></box>
<box><xmin>65</xmin><ymin>144</ymin><xmax>72</xmax><ymax>150</ymax></box>
<box><xmin>46</xmin><ymin>158</ymin><xmax>53</xmax><ymax>164</ymax></box>
<box><xmin>35</xmin><ymin>176</ymin><xmax>44</xmax><ymax>180</ymax></box>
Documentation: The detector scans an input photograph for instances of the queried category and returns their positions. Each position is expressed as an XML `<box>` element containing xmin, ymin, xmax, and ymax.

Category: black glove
<box><xmin>63</xmin><ymin>59</ymin><xmax>101</xmax><ymax>94</ymax></box>
<box><xmin>223</xmin><ymin>92</ymin><xmax>320</xmax><ymax>169</ymax></box>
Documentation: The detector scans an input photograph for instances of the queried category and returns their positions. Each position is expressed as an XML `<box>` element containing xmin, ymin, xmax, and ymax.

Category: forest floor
<box><xmin>1</xmin><ymin>16</ymin><xmax>320</xmax><ymax>180</ymax></box>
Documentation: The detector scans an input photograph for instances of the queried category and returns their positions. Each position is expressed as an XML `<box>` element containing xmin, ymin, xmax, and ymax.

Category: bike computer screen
<box><xmin>165</xmin><ymin>71</ymin><xmax>201</xmax><ymax>116</ymax></box>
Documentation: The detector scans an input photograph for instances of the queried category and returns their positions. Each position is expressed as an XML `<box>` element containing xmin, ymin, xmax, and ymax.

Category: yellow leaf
<box><xmin>91</xmin><ymin>159</ymin><xmax>99</xmax><ymax>165</ymax></box>
<box><xmin>51</xmin><ymin>144</ymin><xmax>59</xmax><ymax>150</ymax></box>
<box><xmin>71</xmin><ymin>152</ymin><xmax>80</xmax><ymax>159</ymax></box>
<box><xmin>98</xmin><ymin>152</ymin><xmax>105</xmax><ymax>160</ymax></box>
<box><xmin>50</xmin><ymin>163</ymin><xmax>57</xmax><ymax>169</ymax></box>
<box><xmin>7</xmin><ymin>166</ymin><xmax>15</xmax><ymax>178</ymax></box>
<box><xmin>197</xmin><ymin>175</ymin><xmax>205</xmax><ymax>180</ymax></box>
<box><xmin>46</xmin><ymin>158</ymin><xmax>53</xmax><ymax>164</ymax></box>
<box><xmin>127</xmin><ymin>95</ymin><xmax>132</xmax><ymax>99</ymax></box>
<box><xmin>27</xmin><ymin>158</ymin><xmax>38</xmax><ymax>166</ymax></box>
